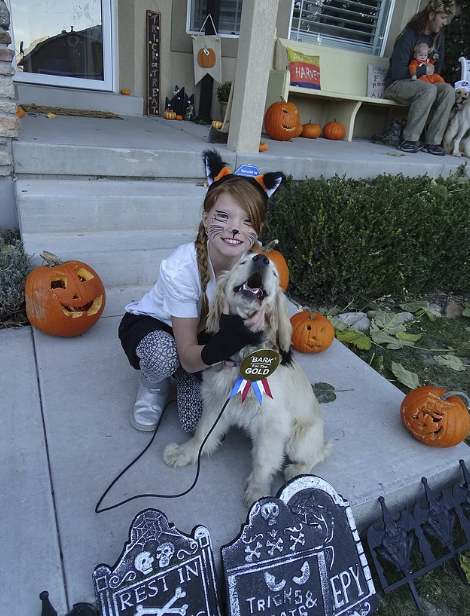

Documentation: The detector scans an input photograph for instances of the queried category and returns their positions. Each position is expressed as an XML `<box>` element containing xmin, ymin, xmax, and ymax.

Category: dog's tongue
<box><xmin>243</xmin><ymin>273</ymin><xmax>263</xmax><ymax>298</ymax></box>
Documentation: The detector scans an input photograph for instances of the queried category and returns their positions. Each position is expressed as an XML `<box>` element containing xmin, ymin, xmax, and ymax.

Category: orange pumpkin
<box><xmin>197</xmin><ymin>47</ymin><xmax>216</xmax><ymax>68</ymax></box>
<box><xmin>400</xmin><ymin>387</ymin><xmax>470</xmax><ymax>448</ymax></box>
<box><xmin>176</xmin><ymin>115</ymin><xmax>183</xmax><ymax>121</ymax></box>
<box><xmin>264</xmin><ymin>100</ymin><xmax>302</xmax><ymax>141</ymax></box>
<box><xmin>16</xmin><ymin>105</ymin><xmax>26</xmax><ymax>118</ymax></box>
<box><xmin>120</xmin><ymin>89</ymin><xmax>131</xmax><ymax>95</ymax></box>
<box><xmin>323</xmin><ymin>120</ymin><xmax>345</xmax><ymax>140</ymax></box>
<box><xmin>290</xmin><ymin>310</ymin><xmax>335</xmax><ymax>353</ymax></box>
<box><xmin>257</xmin><ymin>240</ymin><xmax>289</xmax><ymax>291</ymax></box>
<box><xmin>301</xmin><ymin>122</ymin><xmax>321</xmax><ymax>139</ymax></box>
<box><xmin>164</xmin><ymin>109</ymin><xmax>176</xmax><ymax>120</ymax></box>
<box><xmin>259</xmin><ymin>142</ymin><xmax>269</xmax><ymax>152</ymax></box>
<box><xmin>25</xmin><ymin>251</ymin><xmax>106</xmax><ymax>338</ymax></box>
<box><xmin>212</xmin><ymin>120</ymin><xmax>223</xmax><ymax>130</ymax></box>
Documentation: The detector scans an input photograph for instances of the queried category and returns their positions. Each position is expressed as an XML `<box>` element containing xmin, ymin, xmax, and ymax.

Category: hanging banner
<box><xmin>146</xmin><ymin>11</ymin><xmax>160</xmax><ymax>116</ymax></box>
<box><xmin>192</xmin><ymin>34</ymin><xmax>222</xmax><ymax>85</ymax></box>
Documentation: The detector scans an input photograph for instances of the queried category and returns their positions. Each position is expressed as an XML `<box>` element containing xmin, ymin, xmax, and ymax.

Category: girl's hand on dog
<box><xmin>201</xmin><ymin>309</ymin><xmax>263</xmax><ymax>365</ymax></box>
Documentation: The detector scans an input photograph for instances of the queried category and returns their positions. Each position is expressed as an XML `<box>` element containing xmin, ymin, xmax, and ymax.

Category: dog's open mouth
<box><xmin>234</xmin><ymin>272</ymin><xmax>265</xmax><ymax>300</ymax></box>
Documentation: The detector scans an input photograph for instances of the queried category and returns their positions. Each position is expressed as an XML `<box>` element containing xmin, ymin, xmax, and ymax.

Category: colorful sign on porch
<box><xmin>287</xmin><ymin>48</ymin><xmax>321</xmax><ymax>90</ymax></box>
<box><xmin>147</xmin><ymin>11</ymin><xmax>161</xmax><ymax>116</ymax></box>
<box><xmin>222</xmin><ymin>476</ymin><xmax>378</xmax><ymax>616</ymax></box>
<box><xmin>192</xmin><ymin>35</ymin><xmax>222</xmax><ymax>85</ymax></box>
<box><xmin>93</xmin><ymin>509</ymin><xmax>221</xmax><ymax>616</ymax></box>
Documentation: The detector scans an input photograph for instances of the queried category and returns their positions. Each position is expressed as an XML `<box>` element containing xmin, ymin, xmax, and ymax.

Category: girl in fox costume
<box><xmin>119</xmin><ymin>149</ymin><xmax>285</xmax><ymax>434</ymax></box>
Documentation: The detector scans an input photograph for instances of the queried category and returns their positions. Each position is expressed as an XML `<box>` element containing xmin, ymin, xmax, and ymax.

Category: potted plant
<box><xmin>216</xmin><ymin>80</ymin><xmax>232</xmax><ymax>120</ymax></box>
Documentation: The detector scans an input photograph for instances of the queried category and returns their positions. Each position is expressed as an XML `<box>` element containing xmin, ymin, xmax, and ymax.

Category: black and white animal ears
<box><xmin>202</xmin><ymin>149</ymin><xmax>285</xmax><ymax>199</ymax></box>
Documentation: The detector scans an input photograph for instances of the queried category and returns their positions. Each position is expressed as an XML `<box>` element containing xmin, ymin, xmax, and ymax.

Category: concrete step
<box><xmin>17</xmin><ymin>83</ymin><xmax>144</xmax><ymax>116</ymax></box>
<box><xmin>16</xmin><ymin>178</ymin><xmax>207</xmax><ymax>234</ymax></box>
<box><xmin>23</xmin><ymin>229</ymin><xmax>199</xmax><ymax>287</ymax></box>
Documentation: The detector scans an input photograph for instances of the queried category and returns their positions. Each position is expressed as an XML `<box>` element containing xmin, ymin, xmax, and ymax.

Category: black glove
<box><xmin>201</xmin><ymin>314</ymin><xmax>263</xmax><ymax>365</ymax></box>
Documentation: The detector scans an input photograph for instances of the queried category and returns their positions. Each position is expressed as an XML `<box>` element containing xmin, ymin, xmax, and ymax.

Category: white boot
<box><xmin>130</xmin><ymin>373</ymin><xmax>171</xmax><ymax>431</ymax></box>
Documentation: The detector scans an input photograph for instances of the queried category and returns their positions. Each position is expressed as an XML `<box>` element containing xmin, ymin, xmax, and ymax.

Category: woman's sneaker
<box><xmin>421</xmin><ymin>144</ymin><xmax>446</xmax><ymax>156</ymax></box>
<box><xmin>398</xmin><ymin>140</ymin><xmax>419</xmax><ymax>153</ymax></box>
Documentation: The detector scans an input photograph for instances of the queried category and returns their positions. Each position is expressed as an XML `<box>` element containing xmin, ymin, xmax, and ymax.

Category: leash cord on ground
<box><xmin>95</xmin><ymin>397</ymin><xmax>231</xmax><ymax>513</ymax></box>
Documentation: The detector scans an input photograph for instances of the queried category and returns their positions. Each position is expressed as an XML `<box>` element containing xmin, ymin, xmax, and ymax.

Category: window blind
<box><xmin>189</xmin><ymin>0</ymin><xmax>243</xmax><ymax>36</ymax></box>
<box><xmin>290</xmin><ymin>0</ymin><xmax>393</xmax><ymax>56</ymax></box>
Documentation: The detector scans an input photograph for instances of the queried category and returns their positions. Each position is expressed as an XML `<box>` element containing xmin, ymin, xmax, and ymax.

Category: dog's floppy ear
<box><xmin>205</xmin><ymin>270</ymin><xmax>230</xmax><ymax>333</ymax></box>
<box><xmin>273</xmin><ymin>289</ymin><xmax>293</xmax><ymax>353</ymax></box>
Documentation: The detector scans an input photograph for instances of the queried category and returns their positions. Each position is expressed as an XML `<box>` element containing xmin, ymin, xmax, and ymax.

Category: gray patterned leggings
<box><xmin>136</xmin><ymin>330</ymin><xmax>203</xmax><ymax>434</ymax></box>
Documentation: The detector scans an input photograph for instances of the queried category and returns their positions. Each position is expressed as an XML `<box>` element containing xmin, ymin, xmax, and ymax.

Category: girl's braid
<box><xmin>195</xmin><ymin>221</ymin><xmax>211</xmax><ymax>333</ymax></box>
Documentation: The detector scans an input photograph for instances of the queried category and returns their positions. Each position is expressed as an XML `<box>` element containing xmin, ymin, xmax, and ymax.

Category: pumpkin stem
<box><xmin>301</xmin><ymin>306</ymin><xmax>315</xmax><ymax>320</ymax></box>
<box><xmin>262</xmin><ymin>239</ymin><xmax>279</xmax><ymax>253</ymax></box>
<box><xmin>40</xmin><ymin>251</ymin><xmax>64</xmax><ymax>266</ymax></box>
<box><xmin>441</xmin><ymin>391</ymin><xmax>470</xmax><ymax>408</ymax></box>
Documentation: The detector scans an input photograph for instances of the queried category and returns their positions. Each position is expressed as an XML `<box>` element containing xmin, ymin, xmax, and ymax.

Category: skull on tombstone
<box><xmin>134</xmin><ymin>551</ymin><xmax>154</xmax><ymax>575</ymax></box>
<box><xmin>156</xmin><ymin>542</ymin><xmax>175</xmax><ymax>568</ymax></box>
<box><xmin>261</xmin><ymin>502</ymin><xmax>280</xmax><ymax>526</ymax></box>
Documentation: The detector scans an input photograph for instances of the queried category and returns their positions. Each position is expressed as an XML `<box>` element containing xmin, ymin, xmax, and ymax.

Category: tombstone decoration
<box><xmin>93</xmin><ymin>509</ymin><xmax>221</xmax><ymax>616</ymax></box>
<box><xmin>222</xmin><ymin>476</ymin><xmax>378</xmax><ymax>616</ymax></box>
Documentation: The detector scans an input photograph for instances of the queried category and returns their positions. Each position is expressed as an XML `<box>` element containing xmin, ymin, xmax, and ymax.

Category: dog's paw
<box><xmin>163</xmin><ymin>442</ymin><xmax>196</xmax><ymax>467</ymax></box>
<box><xmin>244</xmin><ymin>485</ymin><xmax>268</xmax><ymax>508</ymax></box>
<box><xmin>453</xmin><ymin>151</ymin><xmax>462</xmax><ymax>157</ymax></box>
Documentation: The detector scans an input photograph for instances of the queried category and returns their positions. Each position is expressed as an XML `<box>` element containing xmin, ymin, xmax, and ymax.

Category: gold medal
<box><xmin>240</xmin><ymin>349</ymin><xmax>280</xmax><ymax>382</ymax></box>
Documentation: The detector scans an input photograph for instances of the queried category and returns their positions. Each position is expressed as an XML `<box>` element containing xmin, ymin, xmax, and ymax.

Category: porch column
<box><xmin>227</xmin><ymin>0</ymin><xmax>280</xmax><ymax>153</ymax></box>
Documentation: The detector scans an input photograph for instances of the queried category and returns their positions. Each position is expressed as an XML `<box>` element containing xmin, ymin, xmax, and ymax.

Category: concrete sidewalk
<box><xmin>2</xmin><ymin>290</ymin><xmax>470</xmax><ymax>616</ymax></box>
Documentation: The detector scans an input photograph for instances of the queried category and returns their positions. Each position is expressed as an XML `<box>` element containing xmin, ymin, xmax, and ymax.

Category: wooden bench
<box><xmin>266</xmin><ymin>38</ymin><xmax>407</xmax><ymax>142</ymax></box>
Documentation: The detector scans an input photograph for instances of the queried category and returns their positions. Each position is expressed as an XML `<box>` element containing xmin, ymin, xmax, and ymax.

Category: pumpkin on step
<box><xmin>323</xmin><ymin>120</ymin><xmax>345</xmax><ymax>140</ymax></box>
<box><xmin>164</xmin><ymin>109</ymin><xmax>176</xmax><ymax>120</ymax></box>
<box><xmin>290</xmin><ymin>310</ymin><xmax>335</xmax><ymax>353</ymax></box>
<box><xmin>264</xmin><ymin>100</ymin><xmax>302</xmax><ymax>141</ymax></box>
<box><xmin>120</xmin><ymin>89</ymin><xmax>131</xmax><ymax>95</ymax></box>
<box><xmin>400</xmin><ymin>386</ymin><xmax>470</xmax><ymax>447</ymax></box>
<box><xmin>301</xmin><ymin>122</ymin><xmax>321</xmax><ymax>139</ymax></box>
<box><xmin>25</xmin><ymin>251</ymin><xmax>106</xmax><ymax>337</ymax></box>
<box><xmin>257</xmin><ymin>240</ymin><xmax>288</xmax><ymax>291</ymax></box>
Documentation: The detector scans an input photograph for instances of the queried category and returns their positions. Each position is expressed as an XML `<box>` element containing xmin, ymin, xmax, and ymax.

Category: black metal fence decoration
<box><xmin>222</xmin><ymin>475</ymin><xmax>379</xmax><ymax>616</ymax></box>
<box><xmin>366</xmin><ymin>459</ymin><xmax>470</xmax><ymax>611</ymax></box>
<box><xmin>93</xmin><ymin>509</ymin><xmax>221</xmax><ymax>616</ymax></box>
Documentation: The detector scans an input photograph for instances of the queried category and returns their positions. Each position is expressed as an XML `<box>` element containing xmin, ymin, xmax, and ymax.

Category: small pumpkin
<box><xmin>400</xmin><ymin>387</ymin><xmax>470</xmax><ymax>448</ymax></box>
<box><xmin>257</xmin><ymin>239</ymin><xmax>288</xmax><ymax>291</ymax></box>
<box><xmin>120</xmin><ymin>89</ymin><xmax>131</xmax><ymax>95</ymax></box>
<box><xmin>323</xmin><ymin>119</ymin><xmax>345</xmax><ymax>140</ymax></box>
<box><xmin>290</xmin><ymin>310</ymin><xmax>335</xmax><ymax>353</ymax></box>
<box><xmin>164</xmin><ymin>109</ymin><xmax>176</xmax><ymax>120</ymax></box>
<box><xmin>16</xmin><ymin>105</ymin><xmax>26</xmax><ymax>118</ymax></box>
<box><xmin>212</xmin><ymin>120</ymin><xmax>223</xmax><ymax>130</ymax></box>
<box><xmin>176</xmin><ymin>115</ymin><xmax>183</xmax><ymax>121</ymax></box>
<box><xmin>264</xmin><ymin>100</ymin><xmax>302</xmax><ymax>141</ymax></box>
<box><xmin>301</xmin><ymin>121</ymin><xmax>321</xmax><ymax>139</ymax></box>
<box><xmin>25</xmin><ymin>251</ymin><xmax>106</xmax><ymax>338</ymax></box>
<box><xmin>259</xmin><ymin>142</ymin><xmax>269</xmax><ymax>152</ymax></box>
<box><xmin>197</xmin><ymin>47</ymin><xmax>216</xmax><ymax>68</ymax></box>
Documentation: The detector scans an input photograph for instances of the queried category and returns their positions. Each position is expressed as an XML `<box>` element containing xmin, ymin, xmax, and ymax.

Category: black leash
<box><xmin>95</xmin><ymin>397</ymin><xmax>231</xmax><ymax>513</ymax></box>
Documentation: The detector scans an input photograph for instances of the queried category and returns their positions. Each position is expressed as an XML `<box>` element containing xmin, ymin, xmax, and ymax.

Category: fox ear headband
<box><xmin>203</xmin><ymin>149</ymin><xmax>285</xmax><ymax>202</ymax></box>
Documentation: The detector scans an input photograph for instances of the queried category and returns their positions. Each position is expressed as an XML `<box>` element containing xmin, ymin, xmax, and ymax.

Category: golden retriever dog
<box><xmin>443</xmin><ymin>87</ymin><xmax>470</xmax><ymax>157</ymax></box>
<box><xmin>163</xmin><ymin>253</ymin><xmax>330</xmax><ymax>507</ymax></box>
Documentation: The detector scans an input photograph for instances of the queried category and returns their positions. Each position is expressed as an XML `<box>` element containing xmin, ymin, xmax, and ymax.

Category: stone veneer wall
<box><xmin>0</xmin><ymin>0</ymin><xmax>20</xmax><ymax>229</ymax></box>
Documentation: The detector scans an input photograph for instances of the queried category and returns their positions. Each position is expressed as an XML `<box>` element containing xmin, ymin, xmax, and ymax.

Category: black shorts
<box><xmin>118</xmin><ymin>312</ymin><xmax>173</xmax><ymax>370</ymax></box>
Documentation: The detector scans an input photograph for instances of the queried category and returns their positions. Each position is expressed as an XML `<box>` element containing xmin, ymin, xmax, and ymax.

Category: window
<box><xmin>290</xmin><ymin>0</ymin><xmax>395</xmax><ymax>56</ymax></box>
<box><xmin>187</xmin><ymin>0</ymin><xmax>243</xmax><ymax>36</ymax></box>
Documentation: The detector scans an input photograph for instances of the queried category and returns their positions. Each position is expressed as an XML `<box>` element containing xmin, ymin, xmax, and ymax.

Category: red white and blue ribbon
<box><xmin>229</xmin><ymin>376</ymin><xmax>273</xmax><ymax>405</ymax></box>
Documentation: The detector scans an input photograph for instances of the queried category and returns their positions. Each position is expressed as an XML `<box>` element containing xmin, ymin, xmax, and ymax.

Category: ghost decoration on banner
<box><xmin>192</xmin><ymin>35</ymin><xmax>222</xmax><ymax>84</ymax></box>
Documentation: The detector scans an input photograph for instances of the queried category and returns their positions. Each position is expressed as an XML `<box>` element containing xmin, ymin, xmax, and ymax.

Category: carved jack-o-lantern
<box><xmin>25</xmin><ymin>251</ymin><xmax>106</xmax><ymax>337</ymax></box>
<box><xmin>264</xmin><ymin>100</ymin><xmax>302</xmax><ymax>141</ymax></box>
<box><xmin>400</xmin><ymin>386</ymin><xmax>470</xmax><ymax>447</ymax></box>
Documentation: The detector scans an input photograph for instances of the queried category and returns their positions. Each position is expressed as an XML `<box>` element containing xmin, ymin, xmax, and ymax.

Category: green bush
<box><xmin>262</xmin><ymin>173</ymin><xmax>470</xmax><ymax>307</ymax></box>
<box><xmin>0</xmin><ymin>229</ymin><xmax>33</xmax><ymax>329</ymax></box>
